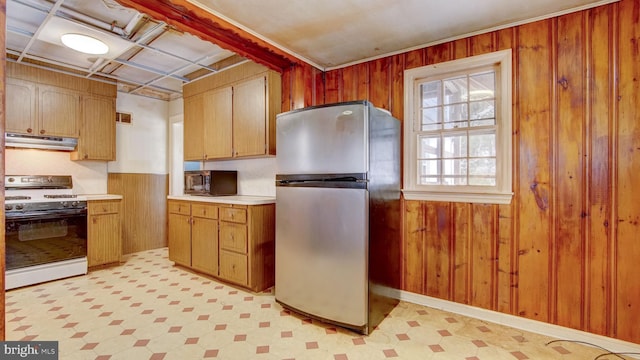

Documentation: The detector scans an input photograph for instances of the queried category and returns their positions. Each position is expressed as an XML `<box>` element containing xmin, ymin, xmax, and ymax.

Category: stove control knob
<box><xmin>5</xmin><ymin>204</ymin><xmax>13</xmax><ymax>211</ymax></box>
<box><xmin>15</xmin><ymin>204</ymin><xmax>24</xmax><ymax>210</ymax></box>
<box><xmin>61</xmin><ymin>202</ymin><xmax>69</xmax><ymax>208</ymax></box>
<box><xmin>71</xmin><ymin>201</ymin><xmax>79</xmax><ymax>207</ymax></box>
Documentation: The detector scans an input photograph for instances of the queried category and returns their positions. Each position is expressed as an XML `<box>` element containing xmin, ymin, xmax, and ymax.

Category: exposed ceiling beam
<box><xmin>114</xmin><ymin>0</ymin><xmax>302</xmax><ymax>72</ymax></box>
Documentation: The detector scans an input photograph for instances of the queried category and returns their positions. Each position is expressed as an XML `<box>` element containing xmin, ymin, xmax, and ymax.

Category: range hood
<box><xmin>5</xmin><ymin>133</ymin><xmax>78</xmax><ymax>151</ymax></box>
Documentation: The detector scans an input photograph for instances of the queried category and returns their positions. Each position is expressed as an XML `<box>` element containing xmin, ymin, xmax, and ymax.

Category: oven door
<box><xmin>5</xmin><ymin>209</ymin><xmax>88</xmax><ymax>271</ymax></box>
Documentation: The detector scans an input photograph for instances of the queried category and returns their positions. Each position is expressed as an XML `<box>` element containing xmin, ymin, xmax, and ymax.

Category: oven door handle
<box><xmin>5</xmin><ymin>210</ymin><xmax>87</xmax><ymax>221</ymax></box>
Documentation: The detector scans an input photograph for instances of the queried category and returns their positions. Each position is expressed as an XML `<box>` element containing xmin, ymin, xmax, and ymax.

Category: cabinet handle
<box><xmin>40</xmin><ymin>129</ymin><xmax>46</xmax><ymax>134</ymax></box>
<box><xmin>27</xmin><ymin>128</ymin><xmax>33</xmax><ymax>133</ymax></box>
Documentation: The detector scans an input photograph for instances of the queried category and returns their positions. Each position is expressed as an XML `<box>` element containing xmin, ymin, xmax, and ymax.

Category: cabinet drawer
<box><xmin>88</xmin><ymin>201</ymin><xmax>120</xmax><ymax>215</ymax></box>
<box><xmin>191</xmin><ymin>203</ymin><xmax>218</xmax><ymax>219</ymax></box>
<box><xmin>219</xmin><ymin>250</ymin><xmax>248</xmax><ymax>286</ymax></box>
<box><xmin>168</xmin><ymin>201</ymin><xmax>191</xmax><ymax>215</ymax></box>
<box><xmin>219</xmin><ymin>223</ymin><xmax>247</xmax><ymax>253</ymax></box>
<box><xmin>220</xmin><ymin>207</ymin><xmax>247</xmax><ymax>223</ymax></box>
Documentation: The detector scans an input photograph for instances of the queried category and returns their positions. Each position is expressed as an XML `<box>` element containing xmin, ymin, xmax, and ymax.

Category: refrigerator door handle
<box><xmin>275</xmin><ymin>179</ymin><xmax>367</xmax><ymax>189</ymax></box>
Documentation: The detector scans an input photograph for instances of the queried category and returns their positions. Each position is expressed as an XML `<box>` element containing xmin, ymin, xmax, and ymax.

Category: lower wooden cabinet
<box><xmin>167</xmin><ymin>201</ymin><xmax>192</xmax><ymax>267</ymax></box>
<box><xmin>87</xmin><ymin>199</ymin><xmax>122</xmax><ymax>267</ymax></box>
<box><xmin>167</xmin><ymin>199</ymin><xmax>274</xmax><ymax>292</ymax></box>
<box><xmin>191</xmin><ymin>203</ymin><xmax>219</xmax><ymax>275</ymax></box>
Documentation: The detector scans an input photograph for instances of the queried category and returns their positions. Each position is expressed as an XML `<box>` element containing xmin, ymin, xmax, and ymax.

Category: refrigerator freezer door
<box><xmin>276</xmin><ymin>103</ymin><xmax>368</xmax><ymax>175</ymax></box>
<box><xmin>275</xmin><ymin>186</ymin><xmax>368</xmax><ymax>328</ymax></box>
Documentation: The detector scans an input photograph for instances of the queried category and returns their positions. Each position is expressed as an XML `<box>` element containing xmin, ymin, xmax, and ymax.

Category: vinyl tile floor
<box><xmin>5</xmin><ymin>248</ymin><xmax>624</xmax><ymax>360</ymax></box>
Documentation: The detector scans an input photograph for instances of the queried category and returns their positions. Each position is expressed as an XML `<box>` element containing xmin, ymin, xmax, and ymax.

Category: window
<box><xmin>403</xmin><ymin>49</ymin><xmax>513</xmax><ymax>204</ymax></box>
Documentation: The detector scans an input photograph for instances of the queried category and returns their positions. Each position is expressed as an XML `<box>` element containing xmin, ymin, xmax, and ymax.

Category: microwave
<box><xmin>184</xmin><ymin>170</ymin><xmax>210</xmax><ymax>195</ymax></box>
<box><xmin>184</xmin><ymin>170</ymin><xmax>237</xmax><ymax>196</ymax></box>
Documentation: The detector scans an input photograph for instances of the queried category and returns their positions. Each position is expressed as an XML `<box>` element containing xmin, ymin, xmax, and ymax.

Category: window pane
<box><xmin>469</xmin><ymin>132</ymin><xmax>496</xmax><ymax>157</ymax></box>
<box><xmin>421</xmin><ymin>81</ymin><xmax>441</xmax><ymax>107</ymax></box>
<box><xmin>443</xmin><ymin>103</ymin><xmax>468</xmax><ymax>129</ymax></box>
<box><xmin>469</xmin><ymin>158</ymin><xmax>496</xmax><ymax>186</ymax></box>
<box><xmin>421</xmin><ymin>107</ymin><xmax>441</xmax><ymax>131</ymax></box>
<box><xmin>443</xmin><ymin>133</ymin><xmax>467</xmax><ymax>158</ymax></box>
<box><xmin>470</xmin><ymin>100</ymin><xmax>495</xmax><ymax>120</ymax></box>
<box><xmin>418</xmin><ymin>135</ymin><xmax>440</xmax><ymax>158</ymax></box>
<box><xmin>418</xmin><ymin>159</ymin><xmax>440</xmax><ymax>185</ymax></box>
<box><xmin>443</xmin><ymin>76</ymin><xmax>467</xmax><ymax>104</ymax></box>
<box><xmin>443</xmin><ymin>159</ymin><xmax>467</xmax><ymax>185</ymax></box>
<box><xmin>469</xmin><ymin>71</ymin><xmax>495</xmax><ymax>100</ymax></box>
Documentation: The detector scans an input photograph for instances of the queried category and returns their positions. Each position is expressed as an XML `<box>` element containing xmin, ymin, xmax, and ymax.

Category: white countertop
<box><xmin>82</xmin><ymin>194</ymin><xmax>124</xmax><ymax>201</ymax></box>
<box><xmin>168</xmin><ymin>195</ymin><xmax>276</xmax><ymax>205</ymax></box>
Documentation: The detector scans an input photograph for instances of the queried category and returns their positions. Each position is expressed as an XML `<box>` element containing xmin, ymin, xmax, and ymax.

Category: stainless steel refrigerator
<box><xmin>275</xmin><ymin>100</ymin><xmax>401</xmax><ymax>334</ymax></box>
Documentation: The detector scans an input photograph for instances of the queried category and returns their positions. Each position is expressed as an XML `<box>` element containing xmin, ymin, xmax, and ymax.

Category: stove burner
<box><xmin>5</xmin><ymin>196</ymin><xmax>31</xmax><ymax>201</ymax></box>
<box><xmin>43</xmin><ymin>194</ymin><xmax>77</xmax><ymax>199</ymax></box>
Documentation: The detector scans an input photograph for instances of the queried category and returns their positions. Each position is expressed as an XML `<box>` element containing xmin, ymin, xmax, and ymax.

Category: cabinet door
<box><xmin>233</xmin><ymin>76</ymin><xmax>267</xmax><ymax>157</ymax></box>
<box><xmin>184</xmin><ymin>94</ymin><xmax>205</xmax><ymax>161</ymax></box>
<box><xmin>88</xmin><ymin>213</ymin><xmax>121</xmax><ymax>267</ymax></box>
<box><xmin>219</xmin><ymin>250</ymin><xmax>248</xmax><ymax>286</ymax></box>
<box><xmin>168</xmin><ymin>212</ymin><xmax>192</xmax><ymax>267</ymax></box>
<box><xmin>74</xmin><ymin>95</ymin><xmax>115</xmax><ymax>160</ymax></box>
<box><xmin>39</xmin><ymin>85</ymin><xmax>80</xmax><ymax>137</ymax></box>
<box><xmin>6</xmin><ymin>79</ymin><xmax>36</xmax><ymax>134</ymax></box>
<box><xmin>219</xmin><ymin>222</ymin><xmax>248</xmax><ymax>253</ymax></box>
<box><xmin>203</xmin><ymin>87</ymin><xmax>233</xmax><ymax>159</ymax></box>
<box><xmin>191</xmin><ymin>217</ymin><xmax>219</xmax><ymax>276</ymax></box>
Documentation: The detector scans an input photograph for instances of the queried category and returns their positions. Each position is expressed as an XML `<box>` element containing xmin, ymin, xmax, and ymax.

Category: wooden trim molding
<box><xmin>115</xmin><ymin>0</ymin><xmax>303</xmax><ymax>72</ymax></box>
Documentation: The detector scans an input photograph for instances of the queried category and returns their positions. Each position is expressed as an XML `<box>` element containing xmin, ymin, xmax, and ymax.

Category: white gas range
<box><xmin>4</xmin><ymin>175</ymin><xmax>88</xmax><ymax>290</ymax></box>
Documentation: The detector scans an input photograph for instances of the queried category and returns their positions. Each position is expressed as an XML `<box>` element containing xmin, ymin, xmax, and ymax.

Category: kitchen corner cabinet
<box><xmin>88</xmin><ymin>200</ymin><xmax>122</xmax><ymax>267</ymax></box>
<box><xmin>183</xmin><ymin>66</ymin><xmax>281</xmax><ymax>161</ymax></box>
<box><xmin>71</xmin><ymin>95</ymin><xmax>116</xmax><ymax>161</ymax></box>
<box><xmin>167</xmin><ymin>199</ymin><xmax>275</xmax><ymax>292</ymax></box>
<box><xmin>6</xmin><ymin>78</ymin><xmax>80</xmax><ymax>137</ymax></box>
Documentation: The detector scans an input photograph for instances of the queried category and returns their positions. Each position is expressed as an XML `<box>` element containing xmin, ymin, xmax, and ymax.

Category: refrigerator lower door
<box><xmin>275</xmin><ymin>186</ymin><xmax>368</xmax><ymax>330</ymax></box>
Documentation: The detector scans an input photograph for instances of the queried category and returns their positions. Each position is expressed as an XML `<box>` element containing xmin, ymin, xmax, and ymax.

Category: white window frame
<box><xmin>403</xmin><ymin>49</ymin><xmax>513</xmax><ymax>204</ymax></box>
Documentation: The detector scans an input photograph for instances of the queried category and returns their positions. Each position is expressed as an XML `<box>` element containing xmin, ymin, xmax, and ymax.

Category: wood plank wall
<box><xmin>282</xmin><ymin>0</ymin><xmax>640</xmax><ymax>343</ymax></box>
<box><xmin>107</xmin><ymin>173</ymin><xmax>169</xmax><ymax>254</ymax></box>
<box><xmin>0</xmin><ymin>0</ymin><xmax>6</xmax><ymax>341</ymax></box>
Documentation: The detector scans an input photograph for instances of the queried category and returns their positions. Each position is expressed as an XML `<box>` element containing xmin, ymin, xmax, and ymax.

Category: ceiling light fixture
<box><xmin>60</xmin><ymin>33</ymin><xmax>109</xmax><ymax>55</ymax></box>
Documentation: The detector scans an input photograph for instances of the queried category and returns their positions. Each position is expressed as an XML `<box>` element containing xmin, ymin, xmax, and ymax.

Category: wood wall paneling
<box><xmin>515</xmin><ymin>19</ymin><xmax>554</xmax><ymax>324</ymax></box>
<box><xmin>614</xmin><ymin>0</ymin><xmax>640</xmax><ymax>342</ymax></box>
<box><xmin>403</xmin><ymin>200</ymin><xmax>425</xmax><ymax>294</ymax></box>
<box><xmin>283</xmin><ymin>0</ymin><xmax>640</xmax><ymax>343</ymax></box>
<box><xmin>107</xmin><ymin>173</ymin><xmax>169</xmax><ymax>254</ymax></box>
<box><xmin>585</xmin><ymin>3</ymin><xmax>614</xmax><ymax>337</ymax></box>
<box><xmin>555</xmin><ymin>10</ymin><xmax>586</xmax><ymax>331</ymax></box>
<box><xmin>0</xmin><ymin>0</ymin><xmax>6</xmax><ymax>341</ymax></box>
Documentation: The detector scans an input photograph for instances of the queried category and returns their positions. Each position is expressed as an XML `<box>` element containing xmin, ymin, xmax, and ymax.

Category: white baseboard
<box><xmin>374</xmin><ymin>285</ymin><xmax>640</xmax><ymax>358</ymax></box>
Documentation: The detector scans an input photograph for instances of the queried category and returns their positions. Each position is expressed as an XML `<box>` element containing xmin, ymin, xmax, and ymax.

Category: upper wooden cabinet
<box><xmin>183</xmin><ymin>62</ymin><xmax>281</xmax><ymax>161</ymax></box>
<box><xmin>184</xmin><ymin>87</ymin><xmax>233</xmax><ymax>160</ymax></box>
<box><xmin>6</xmin><ymin>79</ymin><xmax>80</xmax><ymax>137</ymax></box>
<box><xmin>6</xmin><ymin>62</ymin><xmax>117</xmax><ymax>161</ymax></box>
<box><xmin>71</xmin><ymin>95</ymin><xmax>116</xmax><ymax>161</ymax></box>
<box><xmin>6</xmin><ymin>79</ymin><xmax>36</xmax><ymax>135</ymax></box>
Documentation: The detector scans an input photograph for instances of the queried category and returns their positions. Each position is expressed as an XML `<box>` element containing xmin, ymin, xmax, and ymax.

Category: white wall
<box><xmin>204</xmin><ymin>158</ymin><xmax>276</xmax><ymax>196</ymax></box>
<box><xmin>108</xmin><ymin>93</ymin><xmax>170</xmax><ymax>174</ymax></box>
<box><xmin>4</xmin><ymin>149</ymin><xmax>108</xmax><ymax>194</ymax></box>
